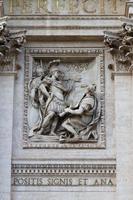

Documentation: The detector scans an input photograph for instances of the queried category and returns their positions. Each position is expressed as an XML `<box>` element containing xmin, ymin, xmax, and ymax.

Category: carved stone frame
<box><xmin>23</xmin><ymin>47</ymin><xmax>105</xmax><ymax>149</ymax></box>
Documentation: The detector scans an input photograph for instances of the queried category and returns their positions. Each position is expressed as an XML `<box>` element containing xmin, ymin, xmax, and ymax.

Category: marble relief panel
<box><xmin>23</xmin><ymin>47</ymin><xmax>105</xmax><ymax>149</ymax></box>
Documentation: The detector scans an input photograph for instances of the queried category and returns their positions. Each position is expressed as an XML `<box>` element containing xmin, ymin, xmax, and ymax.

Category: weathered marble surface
<box><xmin>0</xmin><ymin>74</ymin><xmax>15</xmax><ymax>200</ymax></box>
<box><xmin>12</xmin><ymin>191</ymin><xmax>116</xmax><ymax>200</ymax></box>
<box><xmin>114</xmin><ymin>74</ymin><xmax>133</xmax><ymax>200</ymax></box>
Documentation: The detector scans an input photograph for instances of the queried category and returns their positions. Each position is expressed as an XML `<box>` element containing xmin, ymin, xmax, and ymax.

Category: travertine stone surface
<box><xmin>114</xmin><ymin>74</ymin><xmax>133</xmax><ymax>200</ymax></box>
<box><xmin>11</xmin><ymin>42</ymin><xmax>116</xmax><ymax>200</ymax></box>
<box><xmin>12</xmin><ymin>191</ymin><xmax>116</xmax><ymax>200</ymax></box>
<box><xmin>0</xmin><ymin>74</ymin><xmax>15</xmax><ymax>200</ymax></box>
<box><xmin>104</xmin><ymin>9</ymin><xmax>133</xmax><ymax>198</ymax></box>
<box><xmin>0</xmin><ymin>1</ymin><xmax>133</xmax><ymax>200</ymax></box>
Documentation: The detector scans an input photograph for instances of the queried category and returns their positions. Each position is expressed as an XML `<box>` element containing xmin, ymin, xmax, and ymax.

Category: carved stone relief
<box><xmin>104</xmin><ymin>22</ymin><xmax>133</xmax><ymax>73</ymax></box>
<box><xmin>0</xmin><ymin>16</ymin><xmax>26</xmax><ymax>72</ymax></box>
<box><xmin>23</xmin><ymin>47</ymin><xmax>105</xmax><ymax>149</ymax></box>
<box><xmin>28</xmin><ymin>59</ymin><xmax>101</xmax><ymax>144</ymax></box>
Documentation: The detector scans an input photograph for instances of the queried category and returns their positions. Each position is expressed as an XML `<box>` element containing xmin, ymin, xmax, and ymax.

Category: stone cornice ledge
<box><xmin>111</xmin><ymin>72</ymin><xmax>133</xmax><ymax>80</ymax></box>
<box><xmin>0</xmin><ymin>71</ymin><xmax>17</xmax><ymax>76</ymax></box>
<box><xmin>8</xmin><ymin>15</ymin><xmax>125</xmax><ymax>20</ymax></box>
<box><xmin>7</xmin><ymin>16</ymin><xmax>123</xmax><ymax>37</ymax></box>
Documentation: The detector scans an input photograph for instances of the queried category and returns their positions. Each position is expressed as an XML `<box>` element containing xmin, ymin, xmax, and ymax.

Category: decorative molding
<box><xmin>23</xmin><ymin>47</ymin><xmax>105</xmax><ymax>149</ymax></box>
<box><xmin>8</xmin><ymin>16</ymin><xmax>125</xmax><ymax>20</ymax></box>
<box><xmin>12</xmin><ymin>163</ymin><xmax>116</xmax><ymax>176</ymax></box>
<box><xmin>8</xmin><ymin>25</ymin><xmax>120</xmax><ymax>33</ymax></box>
<box><xmin>104</xmin><ymin>21</ymin><xmax>133</xmax><ymax>74</ymax></box>
<box><xmin>12</xmin><ymin>162</ymin><xmax>116</xmax><ymax>187</ymax></box>
<box><xmin>25</xmin><ymin>47</ymin><xmax>104</xmax><ymax>55</ymax></box>
<box><xmin>0</xmin><ymin>16</ymin><xmax>26</xmax><ymax>72</ymax></box>
<box><xmin>9</xmin><ymin>25</ymin><xmax>122</xmax><ymax>31</ymax></box>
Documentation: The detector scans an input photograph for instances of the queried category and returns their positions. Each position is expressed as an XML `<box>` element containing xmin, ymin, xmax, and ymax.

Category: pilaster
<box><xmin>104</xmin><ymin>20</ymin><xmax>133</xmax><ymax>200</ymax></box>
<box><xmin>0</xmin><ymin>71</ymin><xmax>16</xmax><ymax>200</ymax></box>
<box><xmin>114</xmin><ymin>72</ymin><xmax>133</xmax><ymax>200</ymax></box>
<box><xmin>0</xmin><ymin>17</ymin><xmax>26</xmax><ymax>200</ymax></box>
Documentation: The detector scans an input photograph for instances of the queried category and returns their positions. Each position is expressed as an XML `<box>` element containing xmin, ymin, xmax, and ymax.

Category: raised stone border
<box><xmin>23</xmin><ymin>47</ymin><xmax>105</xmax><ymax>149</ymax></box>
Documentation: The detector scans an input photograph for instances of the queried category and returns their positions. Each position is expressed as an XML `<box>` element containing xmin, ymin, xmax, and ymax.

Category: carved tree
<box><xmin>104</xmin><ymin>22</ymin><xmax>133</xmax><ymax>73</ymax></box>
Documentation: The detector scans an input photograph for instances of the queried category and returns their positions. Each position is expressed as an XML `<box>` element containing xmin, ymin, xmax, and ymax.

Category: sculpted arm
<box><xmin>39</xmin><ymin>84</ymin><xmax>50</xmax><ymax>98</ymax></box>
<box><xmin>43</xmin><ymin>76</ymin><xmax>52</xmax><ymax>84</ymax></box>
<box><xmin>54</xmin><ymin>81</ymin><xmax>68</xmax><ymax>92</ymax></box>
<box><xmin>65</xmin><ymin>101</ymin><xmax>92</xmax><ymax>115</ymax></box>
<box><xmin>61</xmin><ymin>85</ymin><xmax>68</xmax><ymax>92</ymax></box>
<box><xmin>65</xmin><ymin>107</ymin><xmax>84</xmax><ymax>115</ymax></box>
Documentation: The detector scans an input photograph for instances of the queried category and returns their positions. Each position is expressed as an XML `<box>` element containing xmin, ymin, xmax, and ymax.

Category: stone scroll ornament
<box><xmin>28</xmin><ymin>59</ymin><xmax>101</xmax><ymax>143</ymax></box>
<box><xmin>104</xmin><ymin>23</ymin><xmax>133</xmax><ymax>72</ymax></box>
<box><xmin>0</xmin><ymin>17</ymin><xmax>26</xmax><ymax>66</ymax></box>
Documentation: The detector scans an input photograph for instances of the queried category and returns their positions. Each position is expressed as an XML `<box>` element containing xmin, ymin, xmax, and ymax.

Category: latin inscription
<box><xmin>12</xmin><ymin>177</ymin><xmax>115</xmax><ymax>187</ymax></box>
<box><xmin>5</xmin><ymin>0</ymin><xmax>125</xmax><ymax>16</ymax></box>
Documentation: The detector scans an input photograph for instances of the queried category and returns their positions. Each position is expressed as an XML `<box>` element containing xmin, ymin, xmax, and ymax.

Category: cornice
<box><xmin>8</xmin><ymin>15</ymin><xmax>125</xmax><ymax>20</ymax></box>
<box><xmin>9</xmin><ymin>25</ymin><xmax>121</xmax><ymax>31</ymax></box>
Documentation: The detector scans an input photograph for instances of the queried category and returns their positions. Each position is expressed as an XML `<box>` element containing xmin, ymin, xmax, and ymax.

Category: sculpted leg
<box><xmin>42</xmin><ymin>111</ymin><xmax>55</xmax><ymax>126</ymax></box>
<box><xmin>37</xmin><ymin>111</ymin><xmax>55</xmax><ymax>135</ymax></box>
<box><xmin>50</xmin><ymin>117</ymin><xmax>59</xmax><ymax>136</ymax></box>
<box><xmin>62</xmin><ymin>120</ymin><xmax>78</xmax><ymax>137</ymax></box>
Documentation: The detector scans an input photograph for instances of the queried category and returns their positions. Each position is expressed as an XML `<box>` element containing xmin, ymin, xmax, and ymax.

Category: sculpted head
<box><xmin>36</xmin><ymin>67</ymin><xmax>44</xmax><ymax>77</ymax></box>
<box><xmin>48</xmin><ymin>59</ymin><xmax>64</xmax><ymax>79</ymax></box>
<box><xmin>86</xmin><ymin>84</ymin><xmax>96</xmax><ymax>95</ymax></box>
<box><xmin>52</xmin><ymin>70</ymin><xmax>64</xmax><ymax>79</ymax></box>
